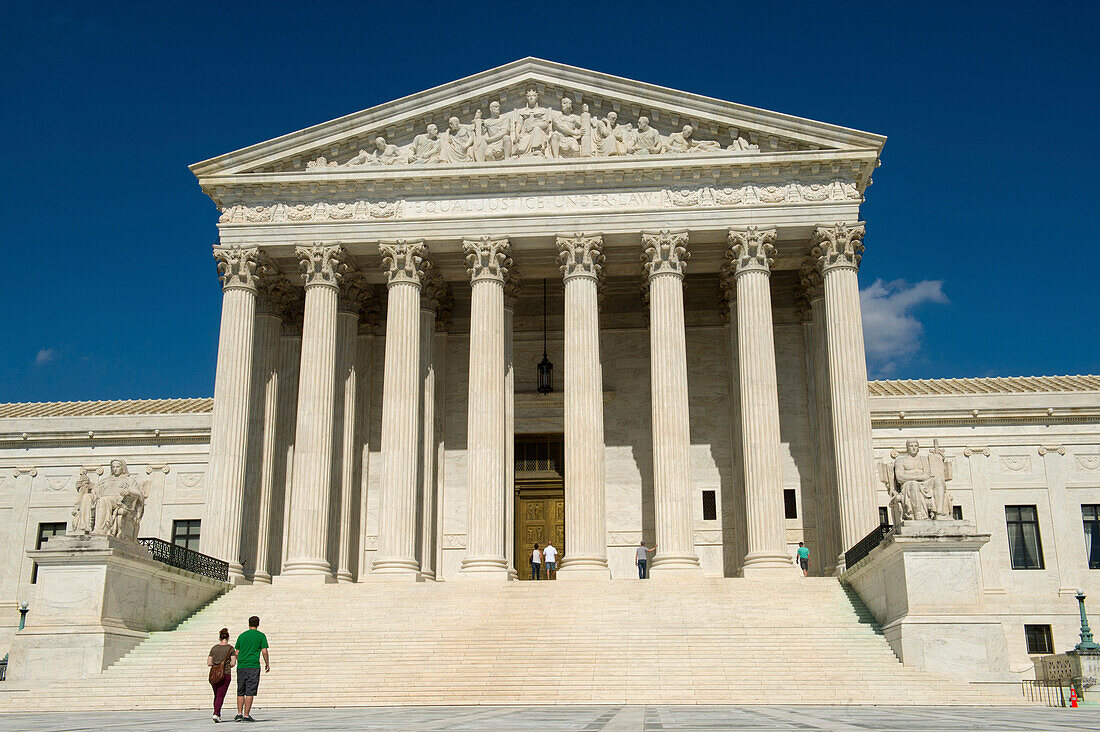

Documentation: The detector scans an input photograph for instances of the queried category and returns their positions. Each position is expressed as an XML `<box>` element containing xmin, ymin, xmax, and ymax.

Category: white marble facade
<box><xmin>1</xmin><ymin>61</ymin><xmax>1098</xmax><ymax>677</ymax></box>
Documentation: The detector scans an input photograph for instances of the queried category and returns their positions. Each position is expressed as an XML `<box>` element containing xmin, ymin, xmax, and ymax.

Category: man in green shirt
<box><xmin>233</xmin><ymin>615</ymin><xmax>269</xmax><ymax>722</ymax></box>
<box><xmin>796</xmin><ymin>542</ymin><xmax>810</xmax><ymax>576</ymax></box>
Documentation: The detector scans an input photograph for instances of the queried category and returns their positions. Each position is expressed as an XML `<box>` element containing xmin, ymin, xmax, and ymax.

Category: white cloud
<box><xmin>35</xmin><ymin>348</ymin><xmax>57</xmax><ymax>366</ymax></box>
<box><xmin>860</xmin><ymin>279</ymin><xmax>948</xmax><ymax>377</ymax></box>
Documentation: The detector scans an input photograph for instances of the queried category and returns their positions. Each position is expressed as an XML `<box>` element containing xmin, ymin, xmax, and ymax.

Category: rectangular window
<box><xmin>879</xmin><ymin>506</ymin><xmax>890</xmax><ymax>526</ymax></box>
<box><xmin>784</xmin><ymin>489</ymin><xmax>797</xmax><ymax>519</ymax></box>
<box><xmin>702</xmin><ymin>490</ymin><xmax>717</xmax><ymax>521</ymax></box>
<box><xmin>1024</xmin><ymin>624</ymin><xmax>1054</xmax><ymax>655</ymax></box>
<box><xmin>31</xmin><ymin>522</ymin><xmax>68</xmax><ymax>583</ymax></box>
<box><xmin>1084</xmin><ymin>505</ymin><xmax>1100</xmax><ymax>570</ymax></box>
<box><xmin>1006</xmin><ymin>505</ymin><xmax>1045</xmax><ymax>570</ymax></box>
<box><xmin>952</xmin><ymin>506</ymin><xmax>964</xmax><ymax>521</ymax></box>
<box><xmin>172</xmin><ymin>519</ymin><xmax>201</xmax><ymax>552</ymax></box>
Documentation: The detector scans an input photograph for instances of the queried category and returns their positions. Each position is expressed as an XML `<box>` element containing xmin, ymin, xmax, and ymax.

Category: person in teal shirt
<box><xmin>233</xmin><ymin>616</ymin><xmax>269</xmax><ymax>722</ymax></box>
<box><xmin>796</xmin><ymin>542</ymin><xmax>810</xmax><ymax>576</ymax></box>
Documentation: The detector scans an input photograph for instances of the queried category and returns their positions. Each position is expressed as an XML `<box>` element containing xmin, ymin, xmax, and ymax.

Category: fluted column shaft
<box><xmin>354</xmin><ymin>332</ymin><xmax>375</xmax><ymax>581</ymax></box>
<box><xmin>333</xmin><ymin>309</ymin><xmax>359</xmax><ymax>582</ymax></box>
<box><xmin>642</xmin><ymin>232</ymin><xmax>701</xmax><ymax>575</ymax></box>
<box><xmin>274</xmin><ymin>332</ymin><xmax>301</xmax><ymax>576</ymax></box>
<box><xmin>282</xmin><ymin>245</ymin><xmax>347</xmax><ymax>580</ymax></box>
<box><xmin>557</xmin><ymin>235</ymin><xmax>610</xmax><ymax>577</ymax></box>
<box><xmin>202</xmin><ymin>246</ymin><xmax>265</xmax><ymax>583</ymax></box>
<box><xmin>460</xmin><ymin>236</ymin><xmax>511</xmax><ymax>579</ymax></box>
<box><xmin>502</xmin><ymin>281</ymin><xmax>518</xmax><ymax>578</ymax></box>
<box><xmin>814</xmin><ymin>223</ymin><xmax>878</xmax><ymax>566</ymax></box>
<box><xmin>417</xmin><ymin>305</ymin><xmax>438</xmax><ymax>579</ymax></box>
<box><xmin>728</xmin><ymin>227</ymin><xmax>796</xmax><ymax>574</ymax></box>
<box><xmin>373</xmin><ymin>241</ymin><xmax>428</xmax><ymax>579</ymax></box>
<box><xmin>249</xmin><ymin>302</ymin><xmax>282</xmax><ymax>583</ymax></box>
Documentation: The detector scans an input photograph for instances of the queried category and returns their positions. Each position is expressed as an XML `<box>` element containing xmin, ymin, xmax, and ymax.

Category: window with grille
<box><xmin>702</xmin><ymin>490</ymin><xmax>717</xmax><ymax>521</ymax></box>
<box><xmin>783</xmin><ymin>489</ymin><xmax>797</xmax><ymax>519</ymax></box>
<box><xmin>31</xmin><ymin>522</ymin><xmax>67</xmax><ymax>583</ymax></box>
<box><xmin>1024</xmin><ymin>624</ymin><xmax>1053</xmax><ymax>655</ymax></box>
<box><xmin>514</xmin><ymin>435</ymin><xmax>564</xmax><ymax>475</ymax></box>
<box><xmin>1006</xmin><ymin>505</ymin><xmax>1045</xmax><ymax>570</ymax></box>
<box><xmin>1084</xmin><ymin>505</ymin><xmax>1100</xmax><ymax>569</ymax></box>
<box><xmin>952</xmin><ymin>506</ymin><xmax>963</xmax><ymax>521</ymax></box>
<box><xmin>172</xmin><ymin>519</ymin><xmax>201</xmax><ymax>552</ymax></box>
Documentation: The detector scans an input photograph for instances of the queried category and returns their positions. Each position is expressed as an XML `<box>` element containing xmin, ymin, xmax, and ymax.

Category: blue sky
<box><xmin>2</xmin><ymin>1</ymin><xmax>1096</xmax><ymax>402</ymax></box>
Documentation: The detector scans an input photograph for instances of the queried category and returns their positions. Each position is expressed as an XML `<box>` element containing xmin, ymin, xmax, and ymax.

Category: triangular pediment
<box><xmin>190</xmin><ymin>58</ymin><xmax>884</xmax><ymax>179</ymax></box>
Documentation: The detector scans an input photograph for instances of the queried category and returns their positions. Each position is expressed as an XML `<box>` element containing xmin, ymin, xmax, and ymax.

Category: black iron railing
<box><xmin>1021</xmin><ymin>680</ymin><xmax>1070</xmax><ymax>707</ymax></box>
<box><xmin>843</xmin><ymin>522</ymin><xmax>893</xmax><ymax>571</ymax></box>
<box><xmin>137</xmin><ymin>537</ymin><xmax>229</xmax><ymax>582</ymax></box>
<box><xmin>0</xmin><ymin>655</ymin><xmax>7</xmax><ymax>682</ymax></box>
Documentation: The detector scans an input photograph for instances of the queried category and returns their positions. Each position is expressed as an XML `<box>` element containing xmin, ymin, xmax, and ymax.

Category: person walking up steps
<box><xmin>636</xmin><ymin>541</ymin><xmax>655</xmax><ymax>579</ymax></box>
<box><xmin>797</xmin><ymin>542</ymin><xmax>810</xmax><ymax>576</ymax></box>
<box><xmin>207</xmin><ymin>627</ymin><xmax>235</xmax><ymax>723</ymax></box>
<box><xmin>542</xmin><ymin>542</ymin><xmax>558</xmax><ymax>579</ymax></box>
<box><xmin>233</xmin><ymin>616</ymin><xmax>269</xmax><ymax>722</ymax></box>
<box><xmin>530</xmin><ymin>543</ymin><xmax>542</xmax><ymax>580</ymax></box>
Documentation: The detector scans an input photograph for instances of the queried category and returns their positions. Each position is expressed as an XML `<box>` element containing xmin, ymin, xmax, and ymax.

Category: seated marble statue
<box><xmin>627</xmin><ymin>116</ymin><xmax>665</xmax><ymax>155</ymax></box>
<box><xmin>473</xmin><ymin>101</ymin><xmax>512</xmax><ymax>162</ymax></box>
<box><xmin>550</xmin><ymin>97</ymin><xmax>589</xmax><ymax>158</ymax></box>
<box><xmin>91</xmin><ymin>459</ymin><xmax>148</xmax><ymax>540</ymax></box>
<box><xmin>884</xmin><ymin>439</ymin><xmax>954</xmax><ymax>521</ymax></box>
<box><xmin>511</xmin><ymin>89</ymin><xmax>552</xmax><ymax>158</ymax></box>
<box><xmin>593</xmin><ymin>111</ymin><xmax>627</xmax><ymax>157</ymax></box>
<box><xmin>665</xmin><ymin>125</ymin><xmax>722</xmax><ymax>154</ymax></box>
<box><xmin>441</xmin><ymin>116</ymin><xmax>476</xmax><ymax>164</ymax></box>
<box><xmin>408</xmin><ymin>123</ymin><xmax>443</xmax><ymax>164</ymax></box>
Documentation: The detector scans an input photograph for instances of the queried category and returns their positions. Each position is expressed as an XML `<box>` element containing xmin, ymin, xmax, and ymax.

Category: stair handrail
<box><xmin>136</xmin><ymin>537</ymin><xmax>229</xmax><ymax>582</ymax></box>
<box><xmin>843</xmin><ymin>522</ymin><xmax>893</xmax><ymax>571</ymax></box>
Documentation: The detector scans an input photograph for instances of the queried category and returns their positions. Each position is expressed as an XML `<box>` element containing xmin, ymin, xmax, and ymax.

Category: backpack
<box><xmin>209</xmin><ymin>648</ymin><xmax>230</xmax><ymax>686</ymax></box>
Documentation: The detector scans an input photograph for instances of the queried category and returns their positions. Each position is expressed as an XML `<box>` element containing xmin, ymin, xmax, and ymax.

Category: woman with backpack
<box><xmin>207</xmin><ymin>627</ymin><xmax>236</xmax><ymax>723</ymax></box>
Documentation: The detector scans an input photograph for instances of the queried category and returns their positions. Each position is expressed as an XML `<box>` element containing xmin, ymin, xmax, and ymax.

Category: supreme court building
<box><xmin>2</xmin><ymin>61</ymin><xmax>1099</xmax><ymax>693</ymax></box>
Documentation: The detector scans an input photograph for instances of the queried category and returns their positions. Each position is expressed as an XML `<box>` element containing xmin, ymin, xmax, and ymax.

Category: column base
<box><xmin>251</xmin><ymin>572</ymin><xmax>272</xmax><ymax>585</ymax></box>
<box><xmin>741</xmin><ymin>551</ymin><xmax>801</xmax><ymax>577</ymax></box>
<box><xmin>364</xmin><ymin>570</ymin><xmax>424</xmax><ymax>582</ymax></box>
<box><xmin>556</xmin><ymin>556</ymin><xmax>611</xmax><ymax>580</ymax></box>
<box><xmin>335</xmin><ymin>570</ymin><xmax>355</xmax><ymax>583</ymax></box>
<box><xmin>457</xmin><ymin>556</ymin><xmax>512</xmax><ymax>580</ymax></box>
<box><xmin>649</xmin><ymin>554</ymin><xmax>703</xmax><ymax>578</ymax></box>
<box><xmin>227</xmin><ymin>562</ymin><xmax>250</xmax><ymax>585</ymax></box>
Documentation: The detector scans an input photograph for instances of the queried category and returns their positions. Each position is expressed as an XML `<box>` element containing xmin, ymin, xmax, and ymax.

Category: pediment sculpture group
<box><xmin>69</xmin><ymin>458</ymin><xmax>149</xmax><ymax>542</ymax></box>
<box><xmin>307</xmin><ymin>89</ymin><xmax>760</xmax><ymax>169</ymax></box>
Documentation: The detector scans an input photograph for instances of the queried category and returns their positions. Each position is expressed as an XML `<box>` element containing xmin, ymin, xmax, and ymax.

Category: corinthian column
<box><xmin>334</xmin><ymin>272</ymin><xmax>373</xmax><ymax>583</ymax></box>
<box><xmin>250</xmin><ymin>276</ymin><xmax>296</xmax><ymax>583</ymax></box>
<box><xmin>372</xmin><ymin>240</ymin><xmax>428</xmax><ymax>580</ymax></box>
<box><xmin>641</xmin><ymin>231</ymin><xmax>701</xmax><ymax>576</ymax></box>
<box><xmin>202</xmin><ymin>246</ymin><xmax>269</xmax><ymax>583</ymax></box>
<box><xmin>502</xmin><ymin>272</ymin><xmax>519</xmax><ymax>578</ymax></box>
<box><xmin>460</xmin><ymin>236</ymin><xmax>511</xmax><ymax>579</ymax></box>
<box><xmin>556</xmin><ymin>234</ymin><xmax>611</xmax><ymax>578</ymax></box>
<box><xmin>280</xmin><ymin>244</ymin><xmax>349</xmax><ymax>581</ymax></box>
<box><xmin>417</xmin><ymin>267</ymin><xmax>449</xmax><ymax>580</ymax></box>
<box><xmin>727</xmin><ymin>227</ymin><xmax>798</xmax><ymax>575</ymax></box>
<box><xmin>801</xmin><ymin>261</ymin><xmax>840</xmax><ymax>574</ymax></box>
<box><xmin>813</xmin><ymin>223</ymin><xmax>878</xmax><ymax>567</ymax></box>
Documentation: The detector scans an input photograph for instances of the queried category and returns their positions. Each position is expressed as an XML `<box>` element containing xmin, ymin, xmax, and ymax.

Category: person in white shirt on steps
<box><xmin>542</xmin><ymin>543</ymin><xmax>558</xmax><ymax>579</ymax></box>
<box><xmin>530</xmin><ymin>543</ymin><xmax>542</xmax><ymax>580</ymax></box>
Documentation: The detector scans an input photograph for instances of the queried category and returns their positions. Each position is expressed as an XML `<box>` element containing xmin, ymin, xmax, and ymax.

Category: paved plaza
<box><xmin>1</xmin><ymin>705</ymin><xmax>1096</xmax><ymax>731</ymax></box>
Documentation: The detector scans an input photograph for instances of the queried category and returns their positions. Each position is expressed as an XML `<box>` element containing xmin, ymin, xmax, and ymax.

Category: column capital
<box><xmin>727</xmin><ymin>226</ymin><xmax>777</xmax><ymax>277</ymax></box>
<box><xmin>463</xmin><ymin>236</ymin><xmax>511</xmax><ymax>283</ymax></box>
<box><xmin>641</xmin><ymin>230</ymin><xmax>689</xmax><ymax>280</ymax></box>
<box><xmin>296</xmin><ymin>244</ymin><xmax>351</xmax><ymax>289</ymax></box>
<box><xmin>718</xmin><ymin>268</ymin><xmax>736</xmax><ymax>322</ymax></box>
<box><xmin>338</xmin><ymin>270</ymin><xmax>374</xmax><ymax>315</ymax></box>
<box><xmin>214</xmin><ymin>246</ymin><xmax>272</xmax><ymax>292</ymax></box>
<box><xmin>379</xmin><ymin>240</ymin><xmax>428</xmax><ymax>287</ymax></box>
<box><xmin>421</xmin><ymin>265</ymin><xmax>453</xmax><ymax>320</ymax></box>
<box><xmin>813</xmin><ymin>222</ymin><xmax>866</xmax><ymax>273</ymax></box>
<box><xmin>503</xmin><ymin>268</ymin><xmax>521</xmax><ymax>310</ymax></box>
<box><xmin>256</xmin><ymin>275</ymin><xmax>298</xmax><ymax>318</ymax></box>
<box><xmin>799</xmin><ymin>259</ymin><xmax>825</xmax><ymax>302</ymax></box>
<box><xmin>557</xmin><ymin>234</ymin><xmax>604</xmax><ymax>281</ymax></box>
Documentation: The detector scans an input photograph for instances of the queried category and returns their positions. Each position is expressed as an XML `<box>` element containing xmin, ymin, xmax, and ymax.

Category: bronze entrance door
<box><xmin>514</xmin><ymin>435</ymin><xmax>565</xmax><ymax>580</ymax></box>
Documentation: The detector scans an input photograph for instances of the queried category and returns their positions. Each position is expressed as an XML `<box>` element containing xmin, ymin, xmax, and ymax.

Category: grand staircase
<box><xmin>0</xmin><ymin>578</ymin><xmax>1024</xmax><ymax>709</ymax></box>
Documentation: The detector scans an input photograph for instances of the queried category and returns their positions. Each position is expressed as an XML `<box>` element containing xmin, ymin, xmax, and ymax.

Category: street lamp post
<box><xmin>1075</xmin><ymin>590</ymin><xmax>1100</xmax><ymax>653</ymax></box>
<box><xmin>17</xmin><ymin>601</ymin><xmax>28</xmax><ymax>631</ymax></box>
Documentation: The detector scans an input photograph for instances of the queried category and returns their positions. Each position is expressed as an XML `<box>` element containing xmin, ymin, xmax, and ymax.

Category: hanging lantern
<box><xmin>537</xmin><ymin>279</ymin><xmax>554</xmax><ymax>394</ymax></box>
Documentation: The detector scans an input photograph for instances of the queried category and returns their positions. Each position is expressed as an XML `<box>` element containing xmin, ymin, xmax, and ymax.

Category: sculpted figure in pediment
<box><xmin>627</xmin><ymin>116</ymin><xmax>664</xmax><ymax>155</ymax></box>
<box><xmin>593</xmin><ymin>111</ymin><xmax>628</xmax><ymax>157</ymax></box>
<box><xmin>727</xmin><ymin>130</ymin><xmax>760</xmax><ymax>152</ymax></box>
<box><xmin>305</xmin><ymin>155</ymin><xmax>339</xmax><ymax>169</ymax></box>
<box><xmin>409</xmin><ymin>123</ymin><xmax>443</xmax><ymax>164</ymax></box>
<box><xmin>473</xmin><ymin>101</ymin><xmax>512</xmax><ymax>162</ymax></box>
<box><xmin>511</xmin><ymin>89</ymin><xmax>552</xmax><ymax>158</ymax></box>
<box><xmin>550</xmin><ymin>97</ymin><xmax>590</xmax><ymax>159</ymax></box>
<box><xmin>666</xmin><ymin>124</ymin><xmax>722</xmax><ymax>154</ymax></box>
<box><xmin>441</xmin><ymin>116</ymin><xmax>476</xmax><ymax>164</ymax></box>
<box><xmin>347</xmin><ymin>136</ymin><xmax>406</xmax><ymax>166</ymax></box>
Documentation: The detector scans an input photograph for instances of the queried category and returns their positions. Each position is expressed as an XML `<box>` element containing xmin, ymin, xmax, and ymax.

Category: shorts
<box><xmin>799</xmin><ymin>557</ymin><xmax>808</xmax><ymax>570</ymax></box>
<box><xmin>237</xmin><ymin>667</ymin><xmax>261</xmax><ymax>697</ymax></box>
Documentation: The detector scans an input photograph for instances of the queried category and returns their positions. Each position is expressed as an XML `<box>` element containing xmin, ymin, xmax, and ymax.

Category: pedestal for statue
<box><xmin>841</xmin><ymin>521</ymin><xmax>1014</xmax><ymax>689</ymax></box>
<box><xmin>5</xmin><ymin>535</ymin><xmax>226</xmax><ymax>682</ymax></box>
